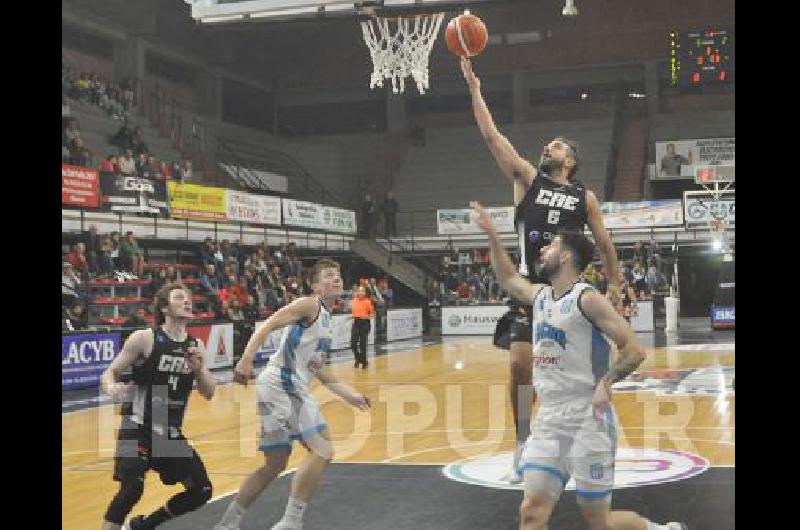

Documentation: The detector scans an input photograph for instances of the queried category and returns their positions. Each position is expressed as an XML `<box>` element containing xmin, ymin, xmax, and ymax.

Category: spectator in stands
<box><xmin>109</xmin><ymin>231</ymin><xmax>120</xmax><ymax>270</ymax></box>
<box><xmin>200</xmin><ymin>264</ymin><xmax>220</xmax><ymax>296</ymax></box>
<box><xmin>213</xmin><ymin>241</ymin><xmax>225</xmax><ymax>269</ymax></box>
<box><xmin>631</xmin><ymin>261</ymin><xmax>647</xmax><ymax>299</ymax></box>
<box><xmin>62</xmin><ymin>262</ymin><xmax>85</xmax><ymax>308</ymax></box>
<box><xmin>62</xmin><ymin>144</ymin><xmax>71</xmax><ymax>163</ymax></box>
<box><xmin>382</xmin><ymin>191</ymin><xmax>399</xmax><ymax>239</ymax></box>
<box><xmin>63</xmin><ymin>300</ymin><xmax>88</xmax><ymax>332</ymax></box>
<box><xmin>660</xmin><ymin>143</ymin><xmax>693</xmax><ymax>177</ymax></box>
<box><xmin>81</xmin><ymin>225</ymin><xmax>101</xmax><ymax>276</ymax></box>
<box><xmin>117</xmin><ymin>149</ymin><xmax>136</xmax><ymax>176</ymax></box>
<box><xmin>99</xmin><ymin>154</ymin><xmax>118</xmax><ymax>173</ymax></box>
<box><xmin>456</xmin><ymin>281</ymin><xmax>472</xmax><ymax>302</ymax></box>
<box><xmin>360</xmin><ymin>193</ymin><xmax>376</xmax><ymax>238</ymax></box>
<box><xmin>67</xmin><ymin>242</ymin><xmax>90</xmax><ymax>278</ymax></box>
<box><xmin>119</xmin><ymin>231</ymin><xmax>145</xmax><ymax>277</ymax></box>
<box><xmin>157</xmin><ymin>160</ymin><xmax>172</xmax><ymax>180</ymax></box>
<box><xmin>646</xmin><ymin>257</ymin><xmax>664</xmax><ymax>294</ymax></box>
<box><xmin>632</xmin><ymin>241</ymin><xmax>647</xmax><ymax>265</ymax></box>
<box><xmin>179</xmin><ymin>160</ymin><xmax>192</xmax><ymax>183</ymax></box>
<box><xmin>243</xmin><ymin>295</ymin><xmax>260</xmax><ymax>320</ymax></box>
<box><xmin>380</xmin><ymin>279</ymin><xmax>394</xmax><ymax>307</ymax></box>
<box><xmin>464</xmin><ymin>266</ymin><xmax>483</xmax><ymax>299</ymax></box>
<box><xmin>64</xmin><ymin>119</ymin><xmax>80</xmax><ymax>146</ymax></box>
<box><xmin>226</xmin><ymin>298</ymin><xmax>245</xmax><ymax>321</ymax></box>
<box><xmin>74</xmin><ymin>73</ymin><xmax>90</xmax><ymax>102</ymax></box>
<box><xmin>648</xmin><ymin>237</ymin><xmax>661</xmax><ymax>269</ymax></box>
<box><xmin>427</xmin><ymin>280</ymin><xmax>442</xmax><ymax>305</ymax></box>
<box><xmin>216</xmin><ymin>299</ymin><xmax>230</xmax><ymax>321</ymax></box>
<box><xmin>69</xmin><ymin>138</ymin><xmax>91</xmax><ymax>167</ymax></box>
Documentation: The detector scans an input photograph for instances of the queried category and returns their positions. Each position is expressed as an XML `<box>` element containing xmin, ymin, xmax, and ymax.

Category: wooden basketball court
<box><xmin>62</xmin><ymin>337</ymin><xmax>734</xmax><ymax>530</ymax></box>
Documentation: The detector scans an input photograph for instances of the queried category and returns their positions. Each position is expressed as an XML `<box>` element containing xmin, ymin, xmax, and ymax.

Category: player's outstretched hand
<box><xmin>348</xmin><ymin>393</ymin><xmax>372</xmax><ymax>412</ymax></box>
<box><xmin>460</xmin><ymin>57</ymin><xmax>480</xmax><ymax>91</ymax></box>
<box><xmin>470</xmin><ymin>201</ymin><xmax>496</xmax><ymax>235</ymax></box>
<box><xmin>234</xmin><ymin>358</ymin><xmax>253</xmax><ymax>386</ymax></box>
<box><xmin>107</xmin><ymin>382</ymin><xmax>133</xmax><ymax>402</ymax></box>
<box><xmin>592</xmin><ymin>379</ymin><xmax>613</xmax><ymax>420</ymax></box>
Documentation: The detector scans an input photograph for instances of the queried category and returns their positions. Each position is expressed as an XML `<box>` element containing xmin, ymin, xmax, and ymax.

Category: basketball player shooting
<box><xmin>100</xmin><ymin>283</ymin><xmax>216</xmax><ymax>530</ymax></box>
<box><xmin>215</xmin><ymin>258</ymin><xmax>371</xmax><ymax>530</ymax></box>
<box><xmin>461</xmin><ymin>57</ymin><xmax>621</xmax><ymax>484</ymax></box>
<box><xmin>471</xmin><ymin>201</ymin><xmax>686</xmax><ymax>530</ymax></box>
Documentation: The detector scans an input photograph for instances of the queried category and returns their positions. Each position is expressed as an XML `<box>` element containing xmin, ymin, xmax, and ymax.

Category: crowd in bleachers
<box><xmin>62</xmin><ymin>59</ymin><xmax>192</xmax><ymax>182</ymax></box>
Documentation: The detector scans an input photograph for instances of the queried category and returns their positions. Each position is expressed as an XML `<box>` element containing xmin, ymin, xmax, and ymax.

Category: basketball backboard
<box><xmin>185</xmin><ymin>0</ymin><xmax>502</xmax><ymax>24</ymax></box>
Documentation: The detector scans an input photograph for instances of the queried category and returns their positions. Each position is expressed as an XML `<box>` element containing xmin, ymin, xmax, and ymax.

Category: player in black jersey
<box><xmin>462</xmin><ymin>57</ymin><xmax>621</xmax><ymax>483</ymax></box>
<box><xmin>100</xmin><ymin>282</ymin><xmax>217</xmax><ymax>530</ymax></box>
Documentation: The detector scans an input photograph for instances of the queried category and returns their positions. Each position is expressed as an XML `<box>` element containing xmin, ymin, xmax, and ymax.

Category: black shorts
<box><xmin>113</xmin><ymin>420</ymin><xmax>208</xmax><ymax>486</ymax></box>
<box><xmin>493</xmin><ymin>304</ymin><xmax>533</xmax><ymax>349</ymax></box>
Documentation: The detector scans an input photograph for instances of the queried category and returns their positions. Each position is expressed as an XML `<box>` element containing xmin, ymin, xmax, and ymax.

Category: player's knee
<box><xmin>104</xmin><ymin>478</ymin><xmax>144</xmax><ymax>524</ymax></box>
<box><xmin>519</xmin><ymin>495</ymin><xmax>550</xmax><ymax>528</ymax></box>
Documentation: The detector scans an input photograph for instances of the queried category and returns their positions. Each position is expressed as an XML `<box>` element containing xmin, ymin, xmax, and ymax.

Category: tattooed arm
<box><xmin>578</xmin><ymin>288</ymin><xmax>646</xmax><ymax>415</ymax></box>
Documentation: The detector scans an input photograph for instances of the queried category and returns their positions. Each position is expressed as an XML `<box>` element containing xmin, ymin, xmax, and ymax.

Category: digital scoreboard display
<box><xmin>669</xmin><ymin>28</ymin><xmax>733</xmax><ymax>87</ymax></box>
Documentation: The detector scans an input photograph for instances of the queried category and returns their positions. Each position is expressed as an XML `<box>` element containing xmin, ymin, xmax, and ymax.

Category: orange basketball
<box><xmin>445</xmin><ymin>11</ymin><xmax>488</xmax><ymax>57</ymax></box>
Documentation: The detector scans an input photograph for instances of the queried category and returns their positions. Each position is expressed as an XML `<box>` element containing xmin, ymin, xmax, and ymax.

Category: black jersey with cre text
<box><xmin>515</xmin><ymin>174</ymin><xmax>589</xmax><ymax>282</ymax></box>
<box><xmin>127</xmin><ymin>328</ymin><xmax>198</xmax><ymax>438</ymax></box>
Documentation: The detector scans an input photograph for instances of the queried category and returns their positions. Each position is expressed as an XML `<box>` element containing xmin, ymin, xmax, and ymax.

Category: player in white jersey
<box><xmin>471</xmin><ymin>201</ymin><xmax>687</xmax><ymax>530</ymax></box>
<box><xmin>215</xmin><ymin>258</ymin><xmax>371</xmax><ymax>530</ymax></box>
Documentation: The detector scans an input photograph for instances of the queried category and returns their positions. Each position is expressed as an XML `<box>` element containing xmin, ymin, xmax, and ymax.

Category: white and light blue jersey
<box><xmin>530</xmin><ymin>282</ymin><xmax>614</xmax><ymax>406</ymax></box>
<box><xmin>260</xmin><ymin>298</ymin><xmax>333</xmax><ymax>395</ymax></box>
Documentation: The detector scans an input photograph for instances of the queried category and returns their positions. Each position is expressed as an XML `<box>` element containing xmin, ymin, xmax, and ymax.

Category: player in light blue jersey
<box><xmin>471</xmin><ymin>201</ymin><xmax>687</xmax><ymax>530</ymax></box>
<box><xmin>215</xmin><ymin>258</ymin><xmax>371</xmax><ymax>530</ymax></box>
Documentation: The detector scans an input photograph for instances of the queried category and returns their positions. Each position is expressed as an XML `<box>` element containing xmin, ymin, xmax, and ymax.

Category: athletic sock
<box><xmin>647</xmin><ymin>522</ymin><xmax>669</xmax><ymax>530</ymax></box>
<box><xmin>281</xmin><ymin>496</ymin><xmax>307</xmax><ymax>523</ymax></box>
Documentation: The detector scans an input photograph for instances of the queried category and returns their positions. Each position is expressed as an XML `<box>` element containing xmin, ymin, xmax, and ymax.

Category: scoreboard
<box><xmin>669</xmin><ymin>28</ymin><xmax>733</xmax><ymax>87</ymax></box>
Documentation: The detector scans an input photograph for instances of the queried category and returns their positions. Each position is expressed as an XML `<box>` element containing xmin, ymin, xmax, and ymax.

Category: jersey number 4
<box><xmin>547</xmin><ymin>210</ymin><xmax>561</xmax><ymax>225</ymax></box>
<box><xmin>168</xmin><ymin>375</ymin><xmax>179</xmax><ymax>391</ymax></box>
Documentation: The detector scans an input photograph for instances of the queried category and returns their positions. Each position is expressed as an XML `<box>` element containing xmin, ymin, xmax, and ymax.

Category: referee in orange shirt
<box><xmin>350</xmin><ymin>285</ymin><xmax>375</xmax><ymax>369</ymax></box>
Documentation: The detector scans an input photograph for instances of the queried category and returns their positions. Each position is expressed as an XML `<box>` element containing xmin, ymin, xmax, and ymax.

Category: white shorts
<box><xmin>256</xmin><ymin>377</ymin><xmax>328</xmax><ymax>453</ymax></box>
<box><xmin>519</xmin><ymin>401</ymin><xmax>617</xmax><ymax>502</ymax></box>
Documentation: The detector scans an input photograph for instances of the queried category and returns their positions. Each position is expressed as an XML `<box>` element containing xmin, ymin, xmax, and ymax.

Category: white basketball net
<box><xmin>361</xmin><ymin>13</ymin><xmax>444</xmax><ymax>95</ymax></box>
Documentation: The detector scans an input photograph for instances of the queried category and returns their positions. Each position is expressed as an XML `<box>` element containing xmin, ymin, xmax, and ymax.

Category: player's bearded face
<box><xmin>538</xmin><ymin>151</ymin><xmax>564</xmax><ymax>175</ymax></box>
<box><xmin>539</xmin><ymin>240</ymin><xmax>562</xmax><ymax>280</ymax></box>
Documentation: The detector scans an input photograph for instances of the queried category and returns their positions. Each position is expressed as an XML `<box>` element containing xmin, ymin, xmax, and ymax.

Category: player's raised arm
<box><xmin>461</xmin><ymin>58</ymin><xmax>536</xmax><ymax>201</ymax></box>
<box><xmin>101</xmin><ymin>328</ymin><xmax>151</xmax><ymax>401</ymax></box>
<box><xmin>234</xmin><ymin>296</ymin><xmax>320</xmax><ymax>385</ymax></box>
<box><xmin>471</xmin><ymin>201</ymin><xmax>544</xmax><ymax>305</ymax></box>
<box><xmin>585</xmin><ymin>190</ymin><xmax>621</xmax><ymax>304</ymax></box>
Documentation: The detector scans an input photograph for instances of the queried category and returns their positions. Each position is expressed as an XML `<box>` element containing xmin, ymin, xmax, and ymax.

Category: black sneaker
<box><xmin>124</xmin><ymin>515</ymin><xmax>147</xmax><ymax>530</ymax></box>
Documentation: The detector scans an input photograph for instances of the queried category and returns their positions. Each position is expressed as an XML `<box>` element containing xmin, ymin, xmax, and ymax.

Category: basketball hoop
<box><xmin>360</xmin><ymin>11</ymin><xmax>444</xmax><ymax>94</ymax></box>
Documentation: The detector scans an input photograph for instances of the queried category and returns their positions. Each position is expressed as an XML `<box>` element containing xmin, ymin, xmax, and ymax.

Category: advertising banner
<box><xmin>386</xmin><ymin>308</ymin><xmax>423</xmax><ymax>342</ymax></box>
<box><xmin>168</xmin><ymin>182</ymin><xmax>227</xmax><ymax>221</ymax></box>
<box><xmin>62</xmin><ymin>164</ymin><xmax>100</xmax><ymax>208</ymax></box>
<box><xmin>100</xmin><ymin>172</ymin><xmax>169</xmax><ymax>215</ymax></box>
<box><xmin>322</xmin><ymin>206</ymin><xmax>357</xmax><ymax>234</ymax></box>
<box><xmin>437</xmin><ymin>207</ymin><xmax>516</xmax><ymax>235</ymax></box>
<box><xmin>683</xmin><ymin>194</ymin><xmax>735</xmax><ymax>225</ymax></box>
<box><xmin>655</xmin><ymin>138</ymin><xmax>735</xmax><ymax>178</ymax></box>
<box><xmin>711</xmin><ymin>306</ymin><xmax>735</xmax><ymax>328</ymax></box>
<box><xmin>61</xmin><ymin>332</ymin><xmax>121</xmax><ymax>390</ymax></box>
<box><xmin>601</xmin><ymin>200</ymin><xmax>684</xmax><ymax>229</ymax></box>
<box><xmin>226</xmin><ymin>191</ymin><xmax>282</xmax><ymax>225</ymax></box>
<box><xmin>187</xmin><ymin>323</ymin><xmax>234</xmax><ymax>369</ymax></box>
<box><xmin>441</xmin><ymin>305</ymin><xmax>508</xmax><ymax>335</ymax></box>
<box><xmin>282</xmin><ymin>199</ymin><xmax>322</xmax><ymax>229</ymax></box>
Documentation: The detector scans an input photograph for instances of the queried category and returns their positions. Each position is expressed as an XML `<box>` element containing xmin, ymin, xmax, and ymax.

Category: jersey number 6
<box><xmin>547</xmin><ymin>210</ymin><xmax>561</xmax><ymax>225</ymax></box>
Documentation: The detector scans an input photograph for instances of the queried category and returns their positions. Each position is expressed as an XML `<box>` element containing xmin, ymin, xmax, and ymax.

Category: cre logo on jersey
<box><xmin>534</xmin><ymin>189</ymin><xmax>580</xmax><ymax>211</ymax></box>
<box><xmin>534</xmin><ymin>322</ymin><xmax>566</xmax><ymax>349</ymax></box>
<box><xmin>157</xmin><ymin>354</ymin><xmax>192</xmax><ymax>374</ymax></box>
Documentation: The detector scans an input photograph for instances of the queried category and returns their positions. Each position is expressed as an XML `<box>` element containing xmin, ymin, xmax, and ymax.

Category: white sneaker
<box><xmin>667</xmin><ymin>524</ymin><xmax>688</xmax><ymax>530</ymax></box>
<box><xmin>271</xmin><ymin>520</ymin><xmax>303</xmax><ymax>530</ymax></box>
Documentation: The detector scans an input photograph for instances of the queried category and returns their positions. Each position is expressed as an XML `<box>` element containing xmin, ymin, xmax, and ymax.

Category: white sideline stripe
<box><xmin>206</xmin><ymin>468</ymin><xmax>296</xmax><ymax>505</ymax></box>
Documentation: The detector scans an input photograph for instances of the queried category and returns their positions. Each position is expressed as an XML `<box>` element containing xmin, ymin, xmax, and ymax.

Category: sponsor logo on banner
<box><xmin>683</xmin><ymin>195</ymin><xmax>735</xmax><ymax>225</ymax></box>
<box><xmin>442</xmin><ymin>306</ymin><xmax>509</xmax><ymax>335</ymax></box>
<box><xmin>62</xmin><ymin>165</ymin><xmax>100</xmax><ymax>208</ymax></box>
<box><xmin>100</xmin><ymin>173</ymin><xmax>169</xmax><ymax>215</ymax></box>
<box><xmin>322</xmin><ymin>206</ymin><xmax>357</xmax><ymax>234</ymax></box>
<box><xmin>655</xmin><ymin>138</ymin><xmax>735</xmax><ymax>178</ymax></box>
<box><xmin>386</xmin><ymin>308</ymin><xmax>423</xmax><ymax>342</ymax></box>
<box><xmin>601</xmin><ymin>200</ymin><xmax>684</xmax><ymax>229</ymax></box>
<box><xmin>443</xmin><ymin>448</ymin><xmax>710</xmax><ymax>491</ymax></box>
<box><xmin>711</xmin><ymin>306</ymin><xmax>735</xmax><ymax>327</ymax></box>
<box><xmin>168</xmin><ymin>182</ymin><xmax>227</xmax><ymax>221</ymax></box>
<box><xmin>62</xmin><ymin>333</ymin><xmax>121</xmax><ymax>390</ymax></box>
<box><xmin>438</xmin><ymin>207</ymin><xmax>515</xmax><ymax>235</ymax></box>
<box><xmin>226</xmin><ymin>191</ymin><xmax>282</xmax><ymax>225</ymax></box>
<box><xmin>283</xmin><ymin>199</ymin><xmax>322</xmax><ymax>229</ymax></box>
<box><xmin>187</xmin><ymin>323</ymin><xmax>234</xmax><ymax>369</ymax></box>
